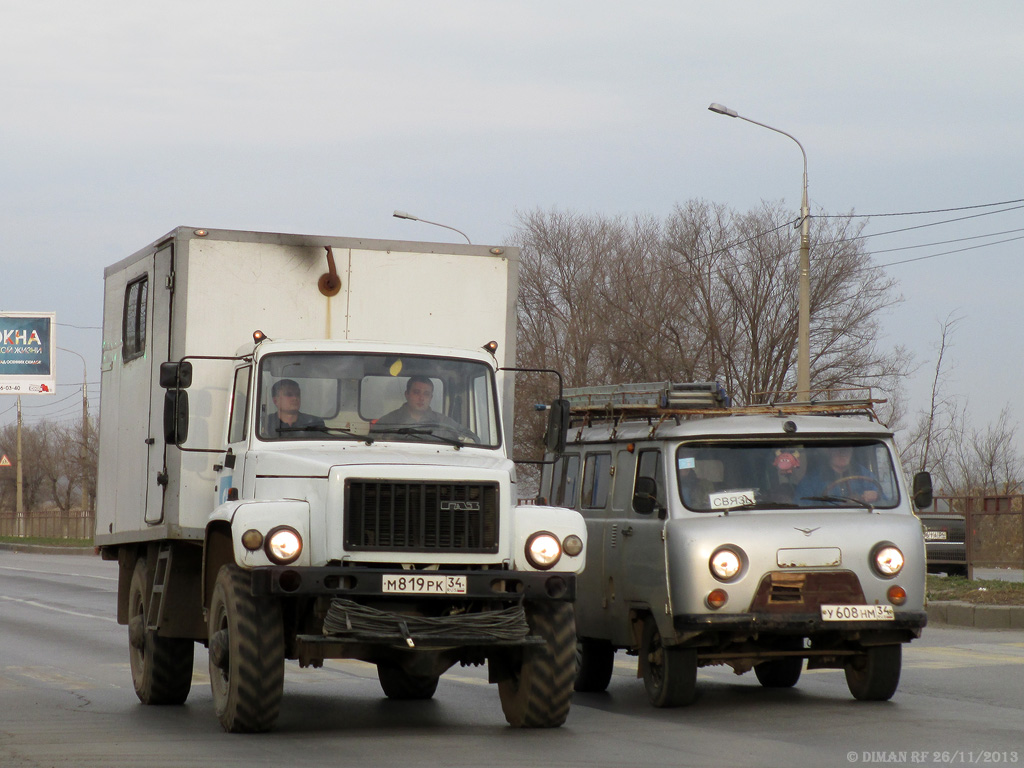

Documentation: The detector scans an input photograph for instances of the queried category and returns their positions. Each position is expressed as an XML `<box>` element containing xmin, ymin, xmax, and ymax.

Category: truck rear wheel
<box><xmin>127</xmin><ymin>557</ymin><xmax>194</xmax><ymax>705</ymax></box>
<box><xmin>377</xmin><ymin>664</ymin><xmax>440</xmax><ymax>700</ymax></box>
<box><xmin>639</xmin><ymin>615</ymin><xmax>697</xmax><ymax>708</ymax></box>
<box><xmin>208</xmin><ymin>565</ymin><xmax>285</xmax><ymax>732</ymax></box>
<box><xmin>497</xmin><ymin>601</ymin><xmax>576</xmax><ymax>727</ymax></box>
<box><xmin>575</xmin><ymin>639</ymin><xmax>615</xmax><ymax>692</ymax></box>
<box><xmin>845</xmin><ymin>644</ymin><xmax>901</xmax><ymax>701</ymax></box>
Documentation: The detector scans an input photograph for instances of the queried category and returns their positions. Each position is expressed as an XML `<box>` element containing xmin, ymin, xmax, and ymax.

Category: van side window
<box><xmin>227</xmin><ymin>367</ymin><xmax>251</xmax><ymax>443</ymax></box>
<box><xmin>122</xmin><ymin>276</ymin><xmax>148</xmax><ymax>362</ymax></box>
<box><xmin>634</xmin><ymin>449</ymin><xmax>665</xmax><ymax>513</ymax></box>
<box><xmin>554</xmin><ymin>454</ymin><xmax>581</xmax><ymax>508</ymax></box>
<box><xmin>581</xmin><ymin>453</ymin><xmax>612</xmax><ymax>509</ymax></box>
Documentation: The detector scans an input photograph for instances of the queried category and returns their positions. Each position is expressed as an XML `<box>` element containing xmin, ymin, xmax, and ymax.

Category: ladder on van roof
<box><xmin>562</xmin><ymin>381</ymin><xmax>883</xmax><ymax>426</ymax></box>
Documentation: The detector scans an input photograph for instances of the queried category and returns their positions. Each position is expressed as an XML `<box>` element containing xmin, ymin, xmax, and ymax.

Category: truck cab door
<box><xmin>217</xmin><ymin>365</ymin><xmax>253</xmax><ymax>505</ymax></box>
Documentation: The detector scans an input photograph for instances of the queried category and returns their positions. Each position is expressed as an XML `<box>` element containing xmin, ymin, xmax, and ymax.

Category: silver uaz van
<box><xmin>539</xmin><ymin>383</ymin><xmax>930</xmax><ymax>706</ymax></box>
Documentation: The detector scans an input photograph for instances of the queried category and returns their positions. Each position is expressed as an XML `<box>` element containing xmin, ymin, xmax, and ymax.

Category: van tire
<box><xmin>127</xmin><ymin>557</ymin><xmax>194</xmax><ymax>705</ymax></box>
<box><xmin>208</xmin><ymin>565</ymin><xmax>285</xmax><ymax>732</ymax></box>
<box><xmin>639</xmin><ymin>615</ymin><xmax>697</xmax><ymax>707</ymax></box>
<box><xmin>845</xmin><ymin>644</ymin><xmax>901</xmax><ymax>701</ymax></box>
<box><xmin>377</xmin><ymin>664</ymin><xmax>440</xmax><ymax>700</ymax></box>
<box><xmin>575</xmin><ymin>639</ymin><xmax>615</xmax><ymax>692</ymax></box>
<box><xmin>497</xmin><ymin>602</ymin><xmax>576</xmax><ymax>727</ymax></box>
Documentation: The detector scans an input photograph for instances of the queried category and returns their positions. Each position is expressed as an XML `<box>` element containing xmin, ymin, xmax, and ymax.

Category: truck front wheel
<box><xmin>127</xmin><ymin>557</ymin><xmax>194</xmax><ymax>705</ymax></box>
<box><xmin>496</xmin><ymin>601</ymin><xmax>576</xmax><ymax>727</ymax></box>
<box><xmin>208</xmin><ymin>565</ymin><xmax>285</xmax><ymax>732</ymax></box>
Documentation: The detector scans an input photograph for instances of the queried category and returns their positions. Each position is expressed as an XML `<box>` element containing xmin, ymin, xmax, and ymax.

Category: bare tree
<box><xmin>514</xmin><ymin>201</ymin><xmax>909</xmax><ymax>415</ymax></box>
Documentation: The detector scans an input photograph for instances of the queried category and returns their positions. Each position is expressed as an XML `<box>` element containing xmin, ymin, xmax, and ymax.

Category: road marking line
<box><xmin>0</xmin><ymin>564</ymin><xmax>117</xmax><ymax>581</ymax></box>
<box><xmin>0</xmin><ymin>595</ymin><xmax>118</xmax><ymax>622</ymax></box>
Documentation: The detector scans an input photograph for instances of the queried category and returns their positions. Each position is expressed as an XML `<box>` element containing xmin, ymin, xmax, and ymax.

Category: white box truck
<box><xmin>95</xmin><ymin>227</ymin><xmax>585</xmax><ymax>732</ymax></box>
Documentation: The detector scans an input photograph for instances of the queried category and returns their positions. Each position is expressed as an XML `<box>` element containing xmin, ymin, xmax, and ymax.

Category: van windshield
<box><xmin>256</xmin><ymin>352</ymin><xmax>500</xmax><ymax>447</ymax></box>
<box><xmin>675</xmin><ymin>440</ymin><xmax>900</xmax><ymax>512</ymax></box>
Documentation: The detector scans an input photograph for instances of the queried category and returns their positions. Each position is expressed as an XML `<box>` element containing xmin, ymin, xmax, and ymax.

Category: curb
<box><xmin>928</xmin><ymin>600</ymin><xmax>1024</xmax><ymax>630</ymax></box>
<box><xmin>0</xmin><ymin>542</ymin><xmax>99</xmax><ymax>556</ymax></box>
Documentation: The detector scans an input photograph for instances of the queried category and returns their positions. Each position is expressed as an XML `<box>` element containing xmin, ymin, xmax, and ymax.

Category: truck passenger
<box><xmin>372</xmin><ymin>375</ymin><xmax>463</xmax><ymax>432</ymax></box>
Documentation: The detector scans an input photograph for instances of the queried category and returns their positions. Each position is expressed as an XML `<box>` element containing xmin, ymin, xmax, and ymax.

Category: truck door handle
<box><xmin>622</xmin><ymin>526</ymin><xmax>634</xmax><ymax>536</ymax></box>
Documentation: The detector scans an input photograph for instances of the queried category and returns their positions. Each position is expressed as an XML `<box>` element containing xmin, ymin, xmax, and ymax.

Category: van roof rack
<box><xmin>563</xmin><ymin>381</ymin><xmax>883</xmax><ymax>427</ymax></box>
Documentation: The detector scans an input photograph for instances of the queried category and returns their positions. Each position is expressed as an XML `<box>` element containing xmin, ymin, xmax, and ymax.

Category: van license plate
<box><xmin>382</xmin><ymin>574</ymin><xmax>467</xmax><ymax>595</ymax></box>
<box><xmin>924</xmin><ymin>530</ymin><xmax>948</xmax><ymax>541</ymax></box>
<box><xmin>821</xmin><ymin>604</ymin><xmax>895</xmax><ymax>621</ymax></box>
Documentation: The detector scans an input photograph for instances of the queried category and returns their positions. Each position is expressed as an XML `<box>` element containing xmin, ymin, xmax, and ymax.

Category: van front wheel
<box><xmin>639</xmin><ymin>615</ymin><xmax>696</xmax><ymax>707</ymax></box>
<box><xmin>845</xmin><ymin>644</ymin><xmax>901</xmax><ymax>701</ymax></box>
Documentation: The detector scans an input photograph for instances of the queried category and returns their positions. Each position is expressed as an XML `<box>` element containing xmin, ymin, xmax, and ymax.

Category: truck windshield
<box><xmin>675</xmin><ymin>440</ymin><xmax>900</xmax><ymax>512</ymax></box>
<box><xmin>257</xmin><ymin>352</ymin><xmax>500</xmax><ymax>447</ymax></box>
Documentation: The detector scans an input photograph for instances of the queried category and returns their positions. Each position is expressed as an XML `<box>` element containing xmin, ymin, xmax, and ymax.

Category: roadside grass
<box><xmin>0</xmin><ymin>536</ymin><xmax>94</xmax><ymax>548</ymax></box>
<box><xmin>927</xmin><ymin>574</ymin><xmax>1024</xmax><ymax>605</ymax></box>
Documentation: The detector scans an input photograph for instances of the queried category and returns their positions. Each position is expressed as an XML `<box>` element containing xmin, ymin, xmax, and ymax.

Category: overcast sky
<box><xmin>2</xmin><ymin>1</ymin><xmax>1022</xmax><ymax>443</ymax></box>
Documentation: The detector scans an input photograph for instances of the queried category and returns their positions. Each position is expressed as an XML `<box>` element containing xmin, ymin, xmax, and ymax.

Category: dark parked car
<box><xmin>917</xmin><ymin>512</ymin><xmax>967</xmax><ymax>576</ymax></box>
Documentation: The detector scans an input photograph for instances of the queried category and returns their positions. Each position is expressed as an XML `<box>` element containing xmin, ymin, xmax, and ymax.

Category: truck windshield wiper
<box><xmin>385</xmin><ymin>426</ymin><xmax>463</xmax><ymax>449</ymax></box>
<box><xmin>277</xmin><ymin>424</ymin><xmax>374</xmax><ymax>444</ymax></box>
<box><xmin>800</xmin><ymin>494</ymin><xmax>874</xmax><ymax>512</ymax></box>
<box><xmin>731</xmin><ymin>501</ymin><xmax>798</xmax><ymax>511</ymax></box>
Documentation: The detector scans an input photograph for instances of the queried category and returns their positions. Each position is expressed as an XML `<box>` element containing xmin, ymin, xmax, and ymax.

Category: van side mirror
<box><xmin>633</xmin><ymin>476</ymin><xmax>658</xmax><ymax>515</ymax></box>
<box><xmin>163</xmin><ymin>390</ymin><xmax>189</xmax><ymax>445</ymax></box>
<box><xmin>544</xmin><ymin>399</ymin><xmax>570</xmax><ymax>454</ymax></box>
<box><xmin>912</xmin><ymin>471</ymin><xmax>933</xmax><ymax>510</ymax></box>
<box><xmin>159</xmin><ymin>361</ymin><xmax>193</xmax><ymax>389</ymax></box>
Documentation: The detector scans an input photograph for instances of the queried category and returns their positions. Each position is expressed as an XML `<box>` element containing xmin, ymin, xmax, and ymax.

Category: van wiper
<box><xmin>732</xmin><ymin>501</ymin><xmax>798</xmax><ymax>510</ymax></box>
<box><xmin>278</xmin><ymin>424</ymin><xmax>374</xmax><ymax>444</ymax></box>
<box><xmin>800</xmin><ymin>494</ymin><xmax>874</xmax><ymax>512</ymax></box>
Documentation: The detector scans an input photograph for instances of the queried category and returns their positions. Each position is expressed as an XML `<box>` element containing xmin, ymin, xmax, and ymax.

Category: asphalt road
<box><xmin>2</xmin><ymin>552</ymin><xmax>1021</xmax><ymax>768</ymax></box>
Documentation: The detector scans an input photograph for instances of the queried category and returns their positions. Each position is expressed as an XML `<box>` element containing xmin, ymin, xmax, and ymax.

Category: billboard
<box><xmin>0</xmin><ymin>312</ymin><xmax>57</xmax><ymax>395</ymax></box>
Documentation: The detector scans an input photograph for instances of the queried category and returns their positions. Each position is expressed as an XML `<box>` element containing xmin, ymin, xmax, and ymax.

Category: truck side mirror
<box><xmin>163</xmin><ymin>390</ymin><xmax>190</xmax><ymax>445</ymax></box>
<box><xmin>544</xmin><ymin>399</ymin><xmax>570</xmax><ymax>454</ymax></box>
<box><xmin>159</xmin><ymin>361</ymin><xmax>193</xmax><ymax>389</ymax></box>
<box><xmin>912</xmin><ymin>471</ymin><xmax>933</xmax><ymax>510</ymax></box>
<box><xmin>633</xmin><ymin>476</ymin><xmax>658</xmax><ymax>515</ymax></box>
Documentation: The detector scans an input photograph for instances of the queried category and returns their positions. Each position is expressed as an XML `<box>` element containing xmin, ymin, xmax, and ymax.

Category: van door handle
<box><xmin>622</xmin><ymin>526</ymin><xmax>634</xmax><ymax>536</ymax></box>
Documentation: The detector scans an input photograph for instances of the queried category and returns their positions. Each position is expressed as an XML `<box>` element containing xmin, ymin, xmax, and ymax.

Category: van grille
<box><xmin>344</xmin><ymin>480</ymin><xmax>499</xmax><ymax>553</ymax></box>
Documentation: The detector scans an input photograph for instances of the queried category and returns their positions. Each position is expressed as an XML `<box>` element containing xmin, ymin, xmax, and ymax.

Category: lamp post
<box><xmin>393</xmin><ymin>210</ymin><xmax>472</xmax><ymax>244</ymax></box>
<box><xmin>58</xmin><ymin>347</ymin><xmax>89</xmax><ymax>515</ymax></box>
<box><xmin>708</xmin><ymin>103</ymin><xmax>812</xmax><ymax>400</ymax></box>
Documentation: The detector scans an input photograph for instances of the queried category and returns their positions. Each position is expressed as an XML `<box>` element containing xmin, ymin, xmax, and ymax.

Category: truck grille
<box><xmin>344</xmin><ymin>481</ymin><xmax>499</xmax><ymax>553</ymax></box>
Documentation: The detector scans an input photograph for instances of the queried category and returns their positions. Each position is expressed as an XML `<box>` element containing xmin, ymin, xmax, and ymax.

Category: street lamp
<box><xmin>708</xmin><ymin>103</ymin><xmax>812</xmax><ymax>400</ymax></box>
<box><xmin>393</xmin><ymin>210</ymin><xmax>472</xmax><ymax>244</ymax></box>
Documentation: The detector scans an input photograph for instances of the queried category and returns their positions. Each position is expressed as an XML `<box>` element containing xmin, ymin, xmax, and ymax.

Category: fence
<box><xmin>0</xmin><ymin>510</ymin><xmax>95</xmax><ymax>540</ymax></box>
<box><xmin>936</xmin><ymin>495</ymin><xmax>1024</xmax><ymax>574</ymax></box>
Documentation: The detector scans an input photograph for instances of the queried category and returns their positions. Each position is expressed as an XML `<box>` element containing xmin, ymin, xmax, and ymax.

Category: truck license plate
<box><xmin>821</xmin><ymin>604</ymin><xmax>895</xmax><ymax>621</ymax></box>
<box><xmin>924</xmin><ymin>530</ymin><xmax>948</xmax><ymax>541</ymax></box>
<box><xmin>382</xmin><ymin>574</ymin><xmax>467</xmax><ymax>595</ymax></box>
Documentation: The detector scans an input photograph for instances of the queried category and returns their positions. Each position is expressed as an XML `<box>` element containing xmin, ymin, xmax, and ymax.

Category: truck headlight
<box><xmin>710</xmin><ymin>546</ymin><xmax>744</xmax><ymax>581</ymax></box>
<box><xmin>873</xmin><ymin>544</ymin><xmax>904</xmax><ymax>577</ymax></box>
<box><xmin>526</xmin><ymin>532</ymin><xmax>562</xmax><ymax>570</ymax></box>
<box><xmin>265</xmin><ymin>526</ymin><xmax>303</xmax><ymax>565</ymax></box>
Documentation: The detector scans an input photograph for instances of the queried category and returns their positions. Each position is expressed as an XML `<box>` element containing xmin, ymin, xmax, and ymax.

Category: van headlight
<box><xmin>872</xmin><ymin>544</ymin><xmax>904</xmax><ymax>577</ymax></box>
<box><xmin>526</xmin><ymin>532</ymin><xmax>562</xmax><ymax>570</ymax></box>
<box><xmin>265</xmin><ymin>526</ymin><xmax>303</xmax><ymax>564</ymax></box>
<box><xmin>710</xmin><ymin>546</ymin><xmax>744</xmax><ymax>581</ymax></box>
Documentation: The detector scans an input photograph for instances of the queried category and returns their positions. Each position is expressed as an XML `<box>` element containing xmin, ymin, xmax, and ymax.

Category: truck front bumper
<box><xmin>249</xmin><ymin>565</ymin><xmax>575</xmax><ymax>602</ymax></box>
